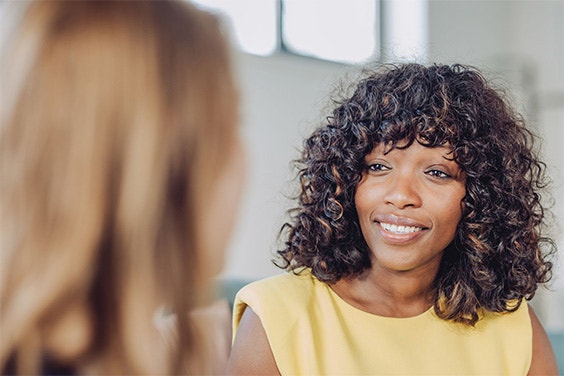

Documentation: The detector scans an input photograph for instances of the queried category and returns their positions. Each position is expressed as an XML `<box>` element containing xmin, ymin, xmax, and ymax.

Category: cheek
<box><xmin>354</xmin><ymin>179</ymin><xmax>373</xmax><ymax>217</ymax></box>
<box><xmin>354</xmin><ymin>182</ymin><xmax>378</xmax><ymax>242</ymax></box>
<box><xmin>438</xmin><ymin>190</ymin><xmax>466</xmax><ymax>237</ymax></box>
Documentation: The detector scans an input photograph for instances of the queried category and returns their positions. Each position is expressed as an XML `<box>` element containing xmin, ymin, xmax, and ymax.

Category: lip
<box><xmin>373</xmin><ymin>214</ymin><xmax>429</xmax><ymax>245</ymax></box>
<box><xmin>373</xmin><ymin>214</ymin><xmax>428</xmax><ymax>228</ymax></box>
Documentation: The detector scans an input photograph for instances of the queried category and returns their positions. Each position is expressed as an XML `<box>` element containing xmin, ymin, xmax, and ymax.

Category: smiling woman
<box><xmin>355</xmin><ymin>143</ymin><xmax>466</xmax><ymax>279</ymax></box>
<box><xmin>226</xmin><ymin>63</ymin><xmax>558</xmax><ymax>375</ymax></box>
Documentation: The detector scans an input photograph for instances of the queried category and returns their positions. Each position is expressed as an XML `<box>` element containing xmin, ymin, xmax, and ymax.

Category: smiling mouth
<box><xmin>380</xmin><ymin>222</ymin><xmax>423</xmax><ymax>234</ymax></box>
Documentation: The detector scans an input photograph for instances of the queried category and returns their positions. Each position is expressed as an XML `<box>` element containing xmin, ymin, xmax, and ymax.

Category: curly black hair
<box><xmin>276</xmin><ymin>63</ymin><xmax>555</xmax><ymax>326</ymax></box>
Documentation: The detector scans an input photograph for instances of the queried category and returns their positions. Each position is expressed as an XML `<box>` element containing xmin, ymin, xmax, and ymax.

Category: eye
<box><xmin>426</xmin><ymin>169</ymin><xmax>451</xmax><ymax>179</ymax></box>
<box><xmin>367</xmin><ymin>163</ymin><xmax>390</xmax><ymax>173</ymax></box>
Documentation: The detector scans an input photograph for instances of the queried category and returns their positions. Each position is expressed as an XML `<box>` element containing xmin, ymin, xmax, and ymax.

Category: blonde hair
<box><xmin>0</xmin><ymin>1</ymin><xmax>239</xmax><ymax>374</ymax></box>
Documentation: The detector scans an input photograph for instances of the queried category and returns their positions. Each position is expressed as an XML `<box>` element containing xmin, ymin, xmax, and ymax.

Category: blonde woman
<box><xmin>0</xmin><ymin>1</ymin><xmax>245</xmax><ymax>374</ymax></box>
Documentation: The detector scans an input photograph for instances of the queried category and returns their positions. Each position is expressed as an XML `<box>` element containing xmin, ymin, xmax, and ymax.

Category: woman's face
<box><xmin>355</xmin><ymin>141</ymin><xmax>466</xmax><ymax>275</ymax></box>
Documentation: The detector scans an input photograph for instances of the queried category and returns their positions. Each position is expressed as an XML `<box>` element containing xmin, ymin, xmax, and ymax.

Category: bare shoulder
<box><xmin>226</xmin><ymin>306</ymin><xmax>281</xmax><ymax>375</ymax></box>
<box><xmin>527</xmin><ymin>305</ymin><xmax>559</xmax><ymax>376</ymax></box>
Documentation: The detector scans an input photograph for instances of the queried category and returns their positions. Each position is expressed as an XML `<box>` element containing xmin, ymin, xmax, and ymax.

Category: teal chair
<box><xmin>549</xmin><ymin>332</ymin><xmax>564</xmax><ymax>375</ymax></box>
<box><xmin>215</xmin><ymin>278</ymin><xmax>251</xmax><ymax>312</ymax></box>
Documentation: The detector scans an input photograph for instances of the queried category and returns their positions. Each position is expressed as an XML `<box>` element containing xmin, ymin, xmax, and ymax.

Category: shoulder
<box><xmin>232</xmin><ymin>270</ymin><xmax>324</xmax><ymax>341</ymax></box>
<box><xmin>476</xmin><ymin>301</ymin><xmax>532</xmax><ymax>346</ymax></box>
<box><xmin>239</xmin><ymin>270</ymin><xmax>317</xmax><ymax>293</ymax></box>
<box><xmin>226</xmin><ymin>307</ymin><xmax>280</xmax><ymax>375</ymax></box>
<box><xmin>229</xmin><ymin>271</ymin><xmax>320</xmax><ymax>375</ymax></box>
<box><xmin>234</xmin><ymin>271</ymin><xmax>317</xmax><ymax>322</ymax></box>
<box><xmin>477</xmin><ymin>301</ymin><xmax>558</xmax><ymax>375</ymax></box>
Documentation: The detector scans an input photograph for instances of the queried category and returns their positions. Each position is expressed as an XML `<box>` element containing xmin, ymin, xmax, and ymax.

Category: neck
<box><xmin>331</xmin><ymin>263</ymin><xmax>439</xmax><ymax>318</ymax></box>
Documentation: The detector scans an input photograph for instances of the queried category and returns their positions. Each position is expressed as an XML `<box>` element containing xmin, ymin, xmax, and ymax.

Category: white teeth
<box><xmin>380</xmin><ymin>222</ymin><xmax>422</xmax><ymax>234</ymax></box>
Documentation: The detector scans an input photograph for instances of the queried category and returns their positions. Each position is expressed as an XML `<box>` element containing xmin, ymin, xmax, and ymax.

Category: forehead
<box><xmin>366</xmin><ymin>140</ymin><xmax>455</xmax><ymax>159</ymax></box>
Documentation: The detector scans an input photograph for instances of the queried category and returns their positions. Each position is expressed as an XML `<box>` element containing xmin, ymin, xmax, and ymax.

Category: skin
<box><xmin>331</xmin><ymin>142</ymin><xmax>466</xmax><ymax>318</ymax></box>
<box><xmin>226</xmin><ymin>308</ymin><xmax>280</xmax><ymax>375</ymax></box>
<box><xmin>226</xmin><ymin>142</ymin><xmax>559</xmax><ymax>375</ymax></box>
<box><xmin>528</xmin><ymin>306</ymin><xmax>559</xmax><ymax>375</ymax></box>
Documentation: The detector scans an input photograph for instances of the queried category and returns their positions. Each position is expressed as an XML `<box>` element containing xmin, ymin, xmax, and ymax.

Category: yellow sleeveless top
<box><xmin>233</xmin><ymin>272</ymin><xmax>532</xmax><ymax>375</ymax></box>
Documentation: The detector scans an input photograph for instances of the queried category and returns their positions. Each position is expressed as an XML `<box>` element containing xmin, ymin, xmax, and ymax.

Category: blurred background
<box><xmin>190</xmin><ymin>0</ymin><xmax>564</xmax><ymax>339</ymax></box>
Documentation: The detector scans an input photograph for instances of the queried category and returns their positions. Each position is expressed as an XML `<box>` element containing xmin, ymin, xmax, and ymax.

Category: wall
<box><xmin>222</xmin><ymin>53</ymin><xmax>352</xmax><ymax>280</ymax></box>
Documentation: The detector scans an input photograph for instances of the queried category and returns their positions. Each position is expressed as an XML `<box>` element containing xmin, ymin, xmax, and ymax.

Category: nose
<box><xmin>384</xmin><ymin>171</ymin><xmax>422</xmax><ymax>209</ymax></box>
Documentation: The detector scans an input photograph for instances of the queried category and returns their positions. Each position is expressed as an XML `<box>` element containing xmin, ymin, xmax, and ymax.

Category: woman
<box><xmin>227</xmin><ymin>64</ymin><xmax>558</xmax><ymax>375</ymax></box>
<box><xmin>0</xmin><ymin>1</ymin><xmax>245</xmax><ymax>374</ymax></box>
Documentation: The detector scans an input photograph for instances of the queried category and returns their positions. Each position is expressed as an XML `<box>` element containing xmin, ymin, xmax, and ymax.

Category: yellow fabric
<box><xmin>233</xmin><ymin>271</ymin><xmax>532</xmax><ymax>375</ymax></box>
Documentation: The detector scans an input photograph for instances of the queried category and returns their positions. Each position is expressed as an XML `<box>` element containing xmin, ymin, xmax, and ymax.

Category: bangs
<box><xmin>371</xmin><ymin>114</ymin><xmax>459</xmax><ymax>155</ymax></box>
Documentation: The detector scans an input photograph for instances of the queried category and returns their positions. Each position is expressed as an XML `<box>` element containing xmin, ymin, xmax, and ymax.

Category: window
<box><xmin>191</xmin><ymin>0</ymin><xmax>427</xmax><ymax>64</ymax></box>
<box><xmin>383</xmin><ymin>0</ymin><xmax>428</xmax><ymax>62</ymax></box>
<box><xmin>192</xmin><ymin>0</ymin><xmax>278</xmax><ymax>56</ymax></box>
<box><xmin>282</xmin><ymin>0</ymin><xmax>378</xmax><ymax>64</ymax></box>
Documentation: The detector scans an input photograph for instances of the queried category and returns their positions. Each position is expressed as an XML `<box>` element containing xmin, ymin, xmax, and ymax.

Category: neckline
<box><xmin>321</xmin><ymin>278</ymin><xmax>435</xmax><ymax>321</ymax></box>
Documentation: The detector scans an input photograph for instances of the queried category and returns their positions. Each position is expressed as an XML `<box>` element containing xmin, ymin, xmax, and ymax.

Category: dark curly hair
<box><xmin>276</xmin><ymin>63</ymin><xmax>555</xmax><ymax>326</ymax></box>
